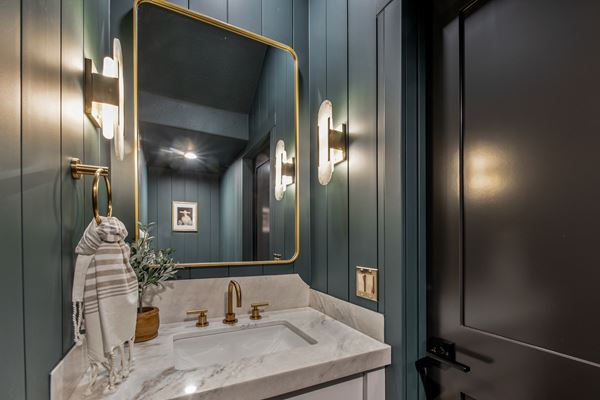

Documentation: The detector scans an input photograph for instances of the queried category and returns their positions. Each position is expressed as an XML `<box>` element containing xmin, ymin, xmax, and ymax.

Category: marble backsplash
<box><xmin>309</xmin><ymin>289</ymin><xmax>384</xmax><ymax>341</ymax></box>
<box><xmin>142</xmin><ymin>273</ymin><xmax>311</xmax><ymax>323</ymax></box>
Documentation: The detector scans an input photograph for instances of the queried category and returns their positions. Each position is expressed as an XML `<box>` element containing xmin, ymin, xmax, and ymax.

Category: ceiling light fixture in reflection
<box><xmin>183</xmin><ymin>151</ymin><xmax>198</xmax><ymax>160</ymax></box>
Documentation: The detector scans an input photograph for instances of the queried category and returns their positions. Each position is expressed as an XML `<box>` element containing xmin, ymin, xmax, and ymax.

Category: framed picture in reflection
<box><xmin>172</xmin><ymin>201</ymin><xmax>198</xmax><ymax>232</ymax></box>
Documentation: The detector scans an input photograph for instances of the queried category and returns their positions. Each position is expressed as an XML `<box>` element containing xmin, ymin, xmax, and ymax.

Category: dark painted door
<box><xmin>428</xmin><ymin>0</ymin><xmax>600</xmax><ymax>398</ymax></box>
<box><xmin>254</xmin><ymin>151</ymin><xmax>270</xmax><ymax>261</ymax></box>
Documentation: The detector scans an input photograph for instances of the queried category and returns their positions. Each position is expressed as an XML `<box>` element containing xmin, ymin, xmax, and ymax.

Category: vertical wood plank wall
<box><xmin>1</xmin><ymin>0</ymin><xmax>111</xmax><ymax>398</ymax></box>
<box><xmin>309</xmin><ymin>0</ymin><xmax>380</xmax><ymax>312</ymax></box>
<box><xmin>146</xmin><ymin>167</ymin><xmax>221</xmax><ymax>265</ymax></box>
<box><xmin>0</xmin><ymin>1</ymin><xmax>422</xmax><ymax>399</ymax></box>
<box><xmin>309</xmin><ymin>1</ymin><xmax>424</xmax><ymax>399</ymax></box>
<box><xmin>0</xmin><ymin>0</ymin><xmax>25</xmax><ymax>397</ymax></box>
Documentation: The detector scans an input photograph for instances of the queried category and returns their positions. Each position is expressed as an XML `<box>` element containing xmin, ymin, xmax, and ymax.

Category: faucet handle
<box><xmin>187</xmin><ymin>308</ymin><xmax>209</xmax><ymax>327</ymax></box>
<box><xmin>250</xmin><ymin>303</ymin><xmax>269</xmax><ymax>320</ymax></box>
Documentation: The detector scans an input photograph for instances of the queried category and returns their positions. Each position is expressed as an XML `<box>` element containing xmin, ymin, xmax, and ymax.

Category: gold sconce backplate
<box><xmin>84</xmin><ymin>58</ymin><xmax>119</xmax><ymax>128</ymax></box>
<box><xmin>356</xmin><ymin>266</ymin><xmax>378</xmax><ymax>302</ymax></box>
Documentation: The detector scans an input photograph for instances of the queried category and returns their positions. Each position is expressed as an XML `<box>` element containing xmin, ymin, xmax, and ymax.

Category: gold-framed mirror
<box><xmin>134</xmin><ymin>0</ymin><xmax>299</xmax><ymax>268</ymax></box>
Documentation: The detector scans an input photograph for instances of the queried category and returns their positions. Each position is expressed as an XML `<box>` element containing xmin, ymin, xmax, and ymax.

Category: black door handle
<box><xmin>415</xmin><ymin>338</ymin><xmax>471</xmax><ymax>399</ymax></box>
<box><xmin>416</xmin><ymin>352</ymin><xmax>471</xmax><ymax>373</ymax></box>
<box><xmin>419</xmin><ymin>337</ymin><xmax>470</xmax><ymax>371</ymax></box>
<box><xmin>416</xmin><ymin>337</ymin><xmax>471</xmax><ymax>373</ymax></box>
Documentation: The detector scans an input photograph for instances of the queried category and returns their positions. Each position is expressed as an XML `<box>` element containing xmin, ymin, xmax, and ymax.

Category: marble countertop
<box><xmin>70</xmin><ymin>307</ymin><xmax>390</xmax><ymax>400</ymax></box>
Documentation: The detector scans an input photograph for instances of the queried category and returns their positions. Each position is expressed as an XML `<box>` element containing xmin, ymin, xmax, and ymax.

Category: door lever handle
<box><xmin>416</xmin><ymin>337</ymin><xmax>471</xmax><ymax>373</ymax></box>
<box><xmin>416</xmin><ymin>352</ymin><xmax>470</xmax><ymax>373</ymax></box>
<box><xmin>416</xmin><ymin>338</ymin><xmax>470</xmax><ymax>399</ymax></box>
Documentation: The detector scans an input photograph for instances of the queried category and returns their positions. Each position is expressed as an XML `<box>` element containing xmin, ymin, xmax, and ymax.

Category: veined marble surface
<box><xmin>69</xmin><ymin>308</ymin><xmax>390</xmax><ymax>400</ymax></box>
<box><xmin>143</xmin><ymin>274</ymin><xmax>310</xmax><ymax>324</ymax></box>
<box><xmin>309</xmin><ymin>289</ymin><xmax>384</xmax><ymax>341</ymax></box>
<box><xmin>51</xmin><ymin>337</ymin><xmax>88</xmax><ymax>400</ymax></box>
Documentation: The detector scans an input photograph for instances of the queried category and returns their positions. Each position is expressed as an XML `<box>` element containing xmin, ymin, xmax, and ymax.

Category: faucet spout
<box><xmin>224</xmin><ymin>280</ymin><xmax>242</xmax><ymax>325</ymax></box>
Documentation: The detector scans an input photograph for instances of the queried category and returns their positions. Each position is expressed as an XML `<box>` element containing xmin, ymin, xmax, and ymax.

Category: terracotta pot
<box><xmin>135</xmin><ymin>306</ymin><xmax>160</xmax><ymax>343</ymax></box>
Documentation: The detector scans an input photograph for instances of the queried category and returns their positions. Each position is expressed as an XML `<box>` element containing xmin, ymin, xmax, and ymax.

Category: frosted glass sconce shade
<box><xmin>275</xmin><ymin>139</ymin><xmax>296</xmax><ymax>201</ymax></box>
<box><xmin>317</xmin><ymin>99</ymin><xmax>346</xmax><ymax>185</ymax></box>
<box><xmin>84</xmin><ymin>38</ymin><xmax>125</xmax><ymax>160</ymax></box>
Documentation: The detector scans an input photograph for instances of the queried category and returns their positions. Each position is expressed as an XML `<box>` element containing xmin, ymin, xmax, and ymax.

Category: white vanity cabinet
<box><xmin>285</xmin><ymin>369</ymin><xmax>385</xmax><ymax>400</ymax></box>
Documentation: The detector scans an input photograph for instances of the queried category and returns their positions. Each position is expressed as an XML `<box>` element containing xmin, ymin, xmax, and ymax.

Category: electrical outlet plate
<box><xmin>356</xmin><ymin>266</ymin><xmax>378</xmax><ymax>302</ymax></box>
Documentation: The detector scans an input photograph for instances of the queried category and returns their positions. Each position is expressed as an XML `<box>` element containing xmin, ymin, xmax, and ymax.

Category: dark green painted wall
<box><xmin>0</xmin><ymin>1</ymin><xmax>422</xmax><ymax>399</ymax></box>
<box><xmin>309</xmin><ymin>1</ymin><xmax>425</xmax><ymax>399</ymax></box>
<box><xmin>236</xmin><ymin>46</ymin><xmax>297</xmax><ymax>276</ymax></box>
<box><xmin>220</xmin><ymin>160</ymin><xmax>243</xmax><ymax>262</ymax></box>
<box><xmin>1</xmin><ymin>0</ymin><xmax>25</xmax><ymax>397</ymax></box>
<box><xmin>309</xmin><ymin>0</ymin><xmax>379</xmax><ymax>310</ymax></box>
<box><xmin>1</xmin><ymin>0</ymin><xmax>112</xmax><ymax>399</ymax></box>
<box><xmin>146</xmin><ymin>167</ymin><xmax>221</xmax><ymax>265</ymax></box>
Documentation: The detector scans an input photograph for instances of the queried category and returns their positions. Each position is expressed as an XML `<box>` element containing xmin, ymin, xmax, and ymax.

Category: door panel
<box><xmin>462</xmin><ymin>0</ymin><xmax>600</xmax><ymax>364</ymax></box>
<box><xmin>429</xmin><ymin>0</ymin><xmax>600</xmax><ymax>398</ymax></box>
<box><xmin>255</xmin><ymin>156</ymin><xmax>271</xmax><ymax>261</ymax></box>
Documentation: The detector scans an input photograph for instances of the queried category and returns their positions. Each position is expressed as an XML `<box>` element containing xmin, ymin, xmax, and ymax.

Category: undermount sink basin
<box><xmin>173</xmin><ymin>321</ymin><xmax>317</xmax><ymax>370</ymax></box>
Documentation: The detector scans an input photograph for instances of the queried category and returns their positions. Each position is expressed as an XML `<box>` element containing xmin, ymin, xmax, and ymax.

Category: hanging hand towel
<box><xmin>72</xmin><ymin>216</ymin><xmax>138</xmax><ymax>393</ymax></box>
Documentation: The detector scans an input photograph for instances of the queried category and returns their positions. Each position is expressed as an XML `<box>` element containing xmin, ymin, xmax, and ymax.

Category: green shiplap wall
<box><xmin>145</xmin><ymin>167</ymin><xmax>221</xmax><ymax>265</ymax></box>
<box><xmin>220</xmin><ymin>160</ymin><xmax>243</xmax><ymax>262</ymax></box>
<box><xmin>113</xmin><ymin>0</ymin><xmax>311</xmax><ymax>281</ymax></box>
<box><xmin>309</xmin><ymin>1</ymin><xmax>425</xmax><ymax>399</ymax></box>
<box><xmin>1</xmin><ymin>0</ymin><xmax>112</xmax><ymax>399</ymax></box>
<box><xmin>1</xmin><ymin>0</ymin><xmax>25</xmax><ymax>397</ymax></box>
<box><xmin>0</xmin><ymin>1</ymin><xmax>424</xmax><ymax>399</ymax></box>
<box><xmin>309</xmin><ymin>0</ymin><xmax>379</xmax><ymax>311</ymax></box>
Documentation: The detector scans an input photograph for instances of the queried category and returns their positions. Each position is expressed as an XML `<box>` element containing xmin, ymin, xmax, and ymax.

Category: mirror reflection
<box><xmin>136</xmin><ymin>3</ymin><xmax>298</xmax><ymax>265</ymax></box>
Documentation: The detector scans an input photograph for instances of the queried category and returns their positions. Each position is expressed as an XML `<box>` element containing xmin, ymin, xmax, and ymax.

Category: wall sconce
<box><xmin>317</xmin><ymin>99</ymin><xmax>346</xmax><ymax>185</ymax></box>
<box><xmin>84</xmin><ymin>38</ymin><xmax>125</xmax><ymax>160</ymax></box>
<box><xmin>274</xmin><ymin>139</ymin><xmax>296</xmax><ymax>201</ymax></box>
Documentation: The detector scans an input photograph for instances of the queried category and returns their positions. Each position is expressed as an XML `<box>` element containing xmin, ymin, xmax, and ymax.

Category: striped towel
<box><xmin>72</xmin><ymin>217</ymin><xmax>137</xmax><ymax>393</ymax></box>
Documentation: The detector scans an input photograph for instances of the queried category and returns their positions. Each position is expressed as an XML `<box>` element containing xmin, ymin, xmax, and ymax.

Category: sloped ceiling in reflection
<box><xmin>138</xmin><ymin>2</ymin><xmax>268</xmax><ymax>112</ymax></box>
<box><xmin>139</xmin><ymin>121</ymin><xmax>247</xmax><ymax>174</ymax></box>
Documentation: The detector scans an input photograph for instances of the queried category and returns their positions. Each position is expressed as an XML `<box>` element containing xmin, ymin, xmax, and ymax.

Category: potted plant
<box><xmin>129</xmin><ymin>222</ymin><xmax>177</xmax><ymax>342</ymax></box>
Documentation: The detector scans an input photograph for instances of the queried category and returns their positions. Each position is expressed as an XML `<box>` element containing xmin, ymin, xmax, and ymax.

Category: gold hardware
<box><xmin>133</xmin><ymin>0</ymin><xmax>301</xmax><ymax>268</ymax></box>
<box><xmin>249</xmin><ymin>303</ymin><xmax>269</xmax><ymax>320</ymax></box>
<box><xmin>84</xmin><ymin>58</ymin><xmax>120</xmax><ymax>128</ymax></box>
<box><xmin>282</xmin><ymin>158</ymin><xmax>296</xmax><ymax>181</ymax></box>
<box><xmin>92</xmin><ymin>169</ymin><xmax>113</xmax><ymax>225</ymax></box>
<box><xmin>223</xmin><ymin>280</ymin><xmax>242</xmax><ymax>325</ymax></box>
<box><xmin>187</xmin><ymin>309</ymin><xmax>209</xmax><ymax>327</ymax></box>
<box><xmin>356</xmin><ymin>266</ymin><xmax>378</xmax><ymax>302</ymax></box>
<box><xmin>70</xmin><ymin>159</ymin><xmax>112</xmax><ymax>225</ymax></box>
<box><xmin>327</xmin><ymin>120</ymin><xmax>347</xmax><ymax>165</ymax></box>
<box><xmin>70</xmin><ymin>158</ymin><xmax>109</xmax><ymax>179</ymax></box>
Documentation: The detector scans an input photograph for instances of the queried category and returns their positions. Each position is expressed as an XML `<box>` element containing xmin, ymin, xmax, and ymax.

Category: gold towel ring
<box><xmin>92</xmin><ymin>168</ymin><xmax>112</xmax><ymax>224</ymax></box>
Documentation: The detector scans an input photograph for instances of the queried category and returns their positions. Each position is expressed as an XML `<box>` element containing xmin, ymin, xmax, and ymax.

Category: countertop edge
<box><xmin>176</xmin><ymin>346</ymin><xmax>391</xmax><ymax>400</ymax></box>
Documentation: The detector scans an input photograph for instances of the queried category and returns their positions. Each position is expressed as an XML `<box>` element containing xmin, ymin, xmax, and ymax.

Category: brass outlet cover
<box><xmin>356</xmin><ymin>266</ymin><xmax>378</xmax><ymax>302</ymax></box>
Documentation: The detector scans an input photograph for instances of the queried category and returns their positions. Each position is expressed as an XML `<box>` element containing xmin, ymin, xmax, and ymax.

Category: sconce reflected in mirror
<box><xmin>84</xmin><ymin>38</ymin><xmax>125</xmax><ymax>160</ymax></box>
<box><xmin>317</xmin><ymin>99</ymin><xmax>346</xmax><ymax>185</ymax></box>
<box><xmin>275</xmin><ymin>139</ymin><xmax>296</xmax><ymax>201</ymax></box>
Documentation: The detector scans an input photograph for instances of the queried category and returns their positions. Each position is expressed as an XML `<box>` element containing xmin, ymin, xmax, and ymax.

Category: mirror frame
<box><xmin>133</xmin><ymin>0</ymin><xmax>300</xmax><ymax>268</ymax></box>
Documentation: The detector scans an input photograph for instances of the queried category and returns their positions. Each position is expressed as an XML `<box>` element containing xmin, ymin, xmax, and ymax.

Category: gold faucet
<box><xmin>223</xmin><ymin>280</ymin><xmax>242</xmax><ymax>324</ymax></box>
